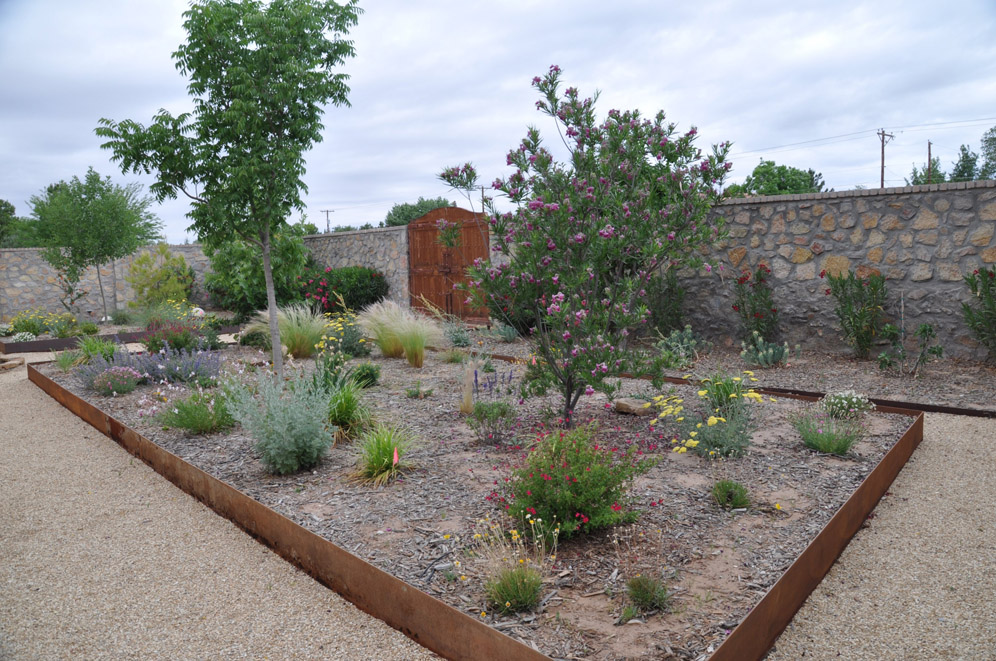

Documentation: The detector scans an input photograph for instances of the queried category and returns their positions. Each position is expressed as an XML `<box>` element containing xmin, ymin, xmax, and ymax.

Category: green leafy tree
<box><xmin>382</xmin><ymin>196</ymin><xmax>454</xmax><ymax>227</ymax></box>
<box><xmin>906</xmin><ymin>156</ymin><xmax>946</xmax><ymax>185</ymax></box>
<box><xmin>0</xmin><ymin>199</ymin><xmax>16</xmax><ymax>247</ymax></box>
<box><xmin>28</xmin><ymin>168</ymin><xmax>161</xmax><ymax>317</ymax></box>
<box><xmin>979</xmin><ymin>126</ymin><xmax>996</xmax><ymax>180</ymax></box>
<box><xmin>442</xmin><ymin>66</ymin><xmax>731</xmax><ymax>423</ymax></box>
<box><xmin>96</xmin><ymin>0</ymin><xmax>361</xmax><ymax>379</ymax></box>
<box><xmin>726</xmin><ymin>159</ymin><xmax>826</xmax><ymax>197</ymax></box>
<box><xmin>949</xmin><ymin>145</ymin><xmax>980</xmax><ymax>182</ymax></box>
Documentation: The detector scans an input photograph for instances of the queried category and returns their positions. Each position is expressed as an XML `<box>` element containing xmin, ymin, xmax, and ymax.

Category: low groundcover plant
<box><xmin>788</xmin><ymin>407</ymin><xmax>865</xmax><ymax>456</ymax></box>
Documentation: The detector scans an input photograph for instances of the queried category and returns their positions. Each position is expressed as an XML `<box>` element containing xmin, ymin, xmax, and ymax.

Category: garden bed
<box><xmin>0</xmin><ymin>325</ymin><xmax>242</xmax><ymax>354</ymax></box>
<box><xmin>34</xmin><ymin>335</ymin><xmax>927</xmax><ymax>660</ymax></box>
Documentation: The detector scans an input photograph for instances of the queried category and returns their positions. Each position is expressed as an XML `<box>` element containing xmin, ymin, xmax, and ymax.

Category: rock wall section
<box><xmin>683</xmin><ymin>180</ymin><xmax>996</xmax><ymax>358</ymax></box>
<box><xmin>302</xmin><ymin>226</ymin><xmax>409</xmax><ymax>305</ymax></box>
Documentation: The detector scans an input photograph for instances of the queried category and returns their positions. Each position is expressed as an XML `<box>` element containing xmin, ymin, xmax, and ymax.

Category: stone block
<box><xmin>867</xmin><ymin>229</ymin><xmax>886</xmax><ymax>247</ymax></box>
<box><xmin>812</xmin><ymin>204</ymin><xmax>824</xmax><ymax>216</ymax></box>
<box><xmin>861</xmin><ymin>212</ymin><xmax>880</xmax><ymax>229</ymax></box>
<box><xmin>899</xmin><ymin>233</ymin><xmax>913</xmax><ymax>248</ymax></box>
<box><xmin>614</xmin><ymin>398</ymin><xmax>655</xmax><ymax>416</ymax></box>
<box><xmin>760</xmin><ymin>205</ymin><xmax>774</xmax><ymax>219</ymax></box>
<box><xmin>734</xmin><ymin>211</ymin><xmax>750</xmax><ymax>225</ymax></box>
<box><xmin>729</xmin><ymin>227</ymin><xmax>748</xmax><ymax>238</ymax></box>
<box><xmin>819</xmin><ymin>214</ymin><xmax>836</xmax><ymax>231</ymax></box>
<box><xmin>912</xmin><ymin>208</ymin><xmax>939</xmax><ymax>230</ymax></box>
<box><xmin>839</xmin><ymin>213</ymin><xmax>856</xmax><ymax>229</ymax></box>
<box><xmin>949</xmin><ymin>211</ymin><xmax>974</xmax><ymax>226</ymax></box>
<box><xmin>850</xmin><ymin>227</ymin><xmax>864</xmax><ymax>245</ymax></box>
<box><xmin>771</xmin><ymin>258</ymin><xmax>792</xmax><ymax>279</ymax></box>
<box><xmin>953</xmin><ymin>229</ymin><xmax>968</xmax><ymax>245</ymax></box>
<box><xmin>885</xmin><ymin>267</ymin><xmax>905</xmax><ymax>280</ymax></box>
<box><xmin>796</xmin><ymin>262</ymin><xmax>816</xmax><ymax>280</ymax></box>
<box><xmin>880</xmin><ymin>214</ymin><xmax>903</xmax><ymax>231</ymax></box>
<box><xmin>934</xmin><ymin>198</ymin><xmax>950</xmax><ymax>212</ymax></box>
<box><xmin>787</xmin><ymin>209</ymin><xmax>797</xmax><ymax>221</ymax></box>
<box><xmin>937</xmin><ymin>238</ymin><xmax>953</xmax><ymax>259</ymax></box>
<box><xmin>788</xmin><ymin>221</ymin><xmax>810</xmax><ymax>235</ymax></box>
<box><xmin>777</xmin><ymin>245</ymin><xmax>794</xmax><ymax>259</ymax></box>
<box><xmin>969</xmin><ymin>225</ymin><xmax>994</xmax><ymax>246</ymax></box>
<box><xmin>915</xmin><ymin>246</ymin><xmax>933</xmax><ymax>262</ymax></box>
<box><xmin>770</xmin><ymin>214</ymin><xmax>785</xmax><ymax>233</ymax></box>
<box><xmin>937</xmin><ymin>263</ymin><xmax>963</xmax><ymax>281</ymax></box>
<box><xmin>867</xmin><ymin>247</ymin><xmax>884</xmax><ymax>263</ymax></box>
<box><xmin>855</xmin><ymin>265</ymin><xmax>881</xmax><ymax>279</ymax></box>
<box><xmin>793</xmin><ymin>236</ymin><xmax>809</xmax><ymax>245</ymax></box>
<box><xmin>980</xmin><ymin>201</ymin><xmax>996</xmax><ymax>221</ymax></box>
<box><xmin>820</xmin><ymin>255</ymin><xmax>851</xmax><ymax>277</ymax></box>
<box><xmin>917</xmin><ymin>230</ymin><xmax>938</xmax><ymax>246</ymax></box>
<box><xmin>750</xmin><ymin>236</ymin><xmax>761</xmax><ymax>248</ymax></box>
<box><xmin>983</xmin><ymin>247</ymin><xmax>996</xmax><ymax>263</ymax></box>
<box><xmin>953</xmin><ymin>194</ymin><xmax>974</xmax><ymax>210</ymax></box>
<box><xmin>728</xmin><ymin>246</ymin><xmax>747</xmax><ymax>268</ymax></box>
<box><xmin>910</xmin><ymin>263</ymin><xmax>933</xmax><ymax>281</ymax></box>
<box><xmin>790</xmin><ymin>247</ymin><xmax>813</xmax><ymax>264</ymax></box>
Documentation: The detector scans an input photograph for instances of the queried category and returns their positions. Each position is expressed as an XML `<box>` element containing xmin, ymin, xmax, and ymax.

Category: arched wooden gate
<box><xmin>408</xmin><ymin>207</ymin><xmax>490</xmax><ymax>323</ymax></box>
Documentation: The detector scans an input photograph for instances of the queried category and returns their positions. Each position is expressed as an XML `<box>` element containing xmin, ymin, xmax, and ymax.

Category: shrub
<box><xmin>351</xmin><ymin>362</ymin><xmax>380</xmax><ymax>388</ymax></box>
<box><xmin>91</xmin><ymin>366</ymin><xmax>142</xmax><ymax>396</ymax></box>
<box><xmin>502</xmin><ymin>424</ymin><xmax>655</xmax><ymax>539</ymax></box>
<box><xmin>0</xmin><ymin>323</ymin><xmax>11</xmax><ymax>336</ymax></box>
<box><xmin>48</xmin><ymin>315</ymin><xmax>79</xmax><ymax>338</ymax></box>
<box><xmin>819</xmin><ymin>390</ymin><xmax>874</xmax><ymax>420</ymax></box>
<box><xmin>143</xmin><ymin>347</ymin><xmax>223</xmax><ymax>386</ymax></box>
<box><xmin>158</xmin><ymin>389</ymin><xmax>234</xmax><ymax>434</ymax></box>
<box><xmin>732</xmin><ymin>263</ymin><xmax>778</xmax><ymax>339</ymax></box>
<box><xmin>468</xmin><ymin>401</ymin><xmax>515</xmax><ymax>444</ymax></box>
<box><xmin>10</xmin><ymin>331</ymin><xmax>36</xmax><ymax>343</ymax></box>
<box><xmin>696</xmin><ymin>371</ymin><xmax>763</xmax><ymax>419</ymax></box>
<box><xmin>397</xmin><ymin>314</ymin><xmax>443</xmax><ymax>368</ymax></box>
<box><xmin>680</xmin><ymin>410</ymin><xmax>757</xmax><ymax>458</ymax></box>
<box><xmin>712</xmin><ymin>479</ymin><xmax>750</xmax><ymax>510</ymax></box>
<box><xmin>822</xmin><ymin>269</ymin><xmax>887</xmax><ymax>359</ymax></box>
<box><xmin>963</xmin><ymin>266</ymin><xmax>996</xmax><ymax>359</ymax></box>
<box><xmin>789</xmin><ymin>408</ymin><xmax>864</xmax><ymax>456</ymax></box>
<box><xmin>126</xmin><ymin>243</ymin><xmax>195</xmax><ymax>308</ymax></box>
<box><xmin>877</xmin><ymin>322</ymin><xmax>943</xmax><ymax>377</ymax></box>
<box><xmin>245</xmin><ymin>304</ymin><xmax>326</xmax><ymax>359</ymax></box>
<box><xmin>10</xmin><ymin>309</ymin><xmax>47</xmax><ymax>336</ymax></box>
<box><xmin>625</xmin><ymin>574</ymin><xmax>671</xmax><ymax>613</ymax></box>
<box><xmin>740</xmin><ymin>331</ymin><xmax>792</xmax><ymax>368</ymax></box>
<box><xmin>76</xmin><ymin>336</ymin><xmax>119</xmax><ymax>363</ymax></box>
<box><xmin>78</xmin><ymin>321</ymin><xmax>100</xmax><ymax>335</ymax></box>
<box><xmin>656</xmin><ymin>325</ymin><xmax>707</xmax><ymax>370</ymax></box>
<box><xmin>353</xmin><ymin>424</ymin><xmax>416</xmax><ymax>486</ymax></box>
<box><xmin>110</xmin><ymin>308</ymin><xmax>134</xmax><ymax>325</ymax></box>
<box><xmin>228</xmin><ymin>370</ymin><xmax>333</xmax><ymax>475</ymax></box>
<box><xmin>491</xmin><ymin>323</ymin><xmax>519</xmax><ymax>343</ymax></box>
<box><xmin>445</xmin><ymin>321</ymin><xmax>471</xmax><ymax>347</ymax></box>
<box><xmin>317</xmin><ymin>310</ymin><xmax>370</xmax><ymax>358</ymax></box>
<box><xmin>238</xmin><ymin>328</ymin><xmax>271</xmax><ymax>351</ymax></box>
<box><xmin>300</xmin><ymin>265</ymin><xmax>388</xmax><ymax>314</ymax></box>
<box><xmin>647</xmin><ymin>267</ymin><xmax>685</xmax><ymax>335</ymax></box>
<box><xmin>357</xmin><ymin>300</ymin><xmax>409</xmax><ymax>358</ymax></box>
<box><xmin>486</xmin><ymin>566</ymin><xmax>543</xmax><ymax>615</ymax></box>
<box><xmin>142</xmin><ymin>323</ymin><xmax>204</xmax><ymax>354</ymax></box>
<box><xmin>203</xmin><ymin>228</ymin><xmax>310</xmax><ymax>321</ymax></box>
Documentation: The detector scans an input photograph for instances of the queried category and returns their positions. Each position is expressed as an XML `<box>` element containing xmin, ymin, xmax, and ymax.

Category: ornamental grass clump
<box><xmin>326</xmin><ymin>378</ymin><xmax>371</xmax><ymax>443</ymax></box>
<box><xmin>396</xmin><ymin>314</ymin><xmax>443</xmax><ymax>368</ymax></box>
<box><xmin>158</xmin><ymin>388</ymin><xmax>234</xmax><ymax>434</ymax></box>
<box><xmin>76</xmin><ymin>336</ymin><xmax>119</xmax><ymax>363</ymax></box>
<box><xmin>822</xmin><ymin>269</ymin><xmax>888</xmax><ymax>359</ymax></box>
<box><xmin>353</xmin><ymin>423</ymin><xmax>416</xmax><ymax>486</ymax></box>
<box><xmin>962</xmin><ymin>266</ymin><xmax>996</xmax><ymax>359</ymax></box>
<box><xmin>501</xmin><ymin>423</ymin><xmax>656</xmax><ymax>539</ymax></box>
<box><xmin>357</xmin><ymin>300</ymin><xmax>409</xmax><ymax>358</ymax></box>
<box><xmin>91</xmin><ymin>366</ymin><xmax>142</xmax><ymax>396</ymax></box>
<box><xmin>625</xmin><ymin>574</ymin><xmax>672</xmax><ymax>614</ymax></box>
<box><xmin>732</xmin><ymin>263</ymin><xmax>778</xmax><ymax>339</ymax></box>
<box><xmin>228</xmin><ymin>370</ymin><xmax>333</xmax><ymax>475</ymax></box>
<box><xmin>712</xmin><ymin>479</ymin><xmax>750</xmax><ymax>510</ymax></box>
<box><xmin>789</xmin><ymin>407</ymin><xmax>865</xmax><ymax>456</ymax></box>
<box><xmin>53</xmin><ymin>349</ymin><xmax>83</xmax><ymax>372</ymax></box>
<box><xmin>246</xmin><ymin>303</ymin><xmax>326</xmax><ymax>359</ymax></box>
<box><xmin>468</xmin><ymin>368</ymin><xmax>518</xmax><ymax>444</ymax></box>
<box><xmin>818</xmin><ymin>390</ymin><xmax>874</xmax><ymax>420</ymax></box>
<box><xmin>471</xmin><ymin>514</ymin><xmax>557</xmax><ymax>615</ymax></box>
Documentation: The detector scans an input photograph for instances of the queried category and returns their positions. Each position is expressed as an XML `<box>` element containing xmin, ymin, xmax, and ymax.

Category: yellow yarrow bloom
<box><xmin>697</xmin><ymin>389</ymin><xmax>708</xmax><ymax>397</ymax></box>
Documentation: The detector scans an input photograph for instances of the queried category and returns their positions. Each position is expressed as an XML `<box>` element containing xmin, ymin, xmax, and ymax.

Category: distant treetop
<box><xmin>382</xmin><ymin>196</ymin><xmax>454</xmax><ymax>226</ymax></box>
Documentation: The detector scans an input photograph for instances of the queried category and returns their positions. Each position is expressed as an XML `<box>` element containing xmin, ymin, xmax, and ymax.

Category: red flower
<box><xmin>732</xmin><ymin>304</ymin><xmax>739</xmax><ymax>311</ymax></box>
<box><xmin>819</xmin><ymin>269</ymin><xmax>826</xmax><ymax>278</ymax></box>
<box><xmin>611</xmin><ymin>502</ymin><xmax>622</xmax><ymax>512</ymax></box>
<box><xmin>825</xmin><ymin>288</ymin><xmax>831</xmax><ymax>295</ymax></box>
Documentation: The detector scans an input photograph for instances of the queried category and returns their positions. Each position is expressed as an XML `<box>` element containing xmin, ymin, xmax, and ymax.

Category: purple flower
<box><xmin>547</xmin><ymin>238</ymin><xmax>556</xmax><ymax>250</ymax></box>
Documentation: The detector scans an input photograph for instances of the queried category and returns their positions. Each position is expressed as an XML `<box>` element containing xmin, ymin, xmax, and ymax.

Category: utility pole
<box><xmin>878</xmin><ymin>129</ymin><xmax>894</xmax><ymax>188</ymax></box>
<box><xmin>927</xmin><ymin>141</ymin><xmax>933</xmax><ymax>184</ymax></box>
<box><xmin>320</xmin><ymin>209</ymin><xmax>334</xmax><ymax>233</ymax></box>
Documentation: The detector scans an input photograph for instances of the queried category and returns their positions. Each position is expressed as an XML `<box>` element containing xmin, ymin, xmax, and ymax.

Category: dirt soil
<box><xmin>36</xmin><ymin>332</ymin><xmax>994</xmax><ymax>660</ymax></box>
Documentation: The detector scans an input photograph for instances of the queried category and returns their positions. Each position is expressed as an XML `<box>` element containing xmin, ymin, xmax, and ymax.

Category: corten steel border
<box><xmin>27</xmin><ymin>363</ymin><xmax>548</xmax><ymax>661</ymax></box>
<box><xmin>29</xmin><ymin>359</ymin><xmax>929</xmax><ymax>661</ymax></box>
<box><xmin>0</xmin><ymin>326</ymin><xmax>242</xmax><ymax>355</ymax></box>
<box><xmin>488</xmin><ymin>352</ymin><xmax>927</xmax><ymax>659</ymax></box>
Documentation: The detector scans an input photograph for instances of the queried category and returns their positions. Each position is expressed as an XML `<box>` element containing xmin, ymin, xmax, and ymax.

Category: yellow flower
<box><xmin>729</xmin><ymin>393</ymin><xmax>738</xmax><ymax>398</ymax></box>
<box><xmin>505</xmin><ymin>601</ymin><xmax>511</xmax><ymax>608</ymax></box>
<box><xmin>697</xmin><ymin>389</ymin><xmax>708</xmax><ymax>397</ymax></box>
<box><xmin>743</xmin><ymin>370</ymin><xmax>754</xmax><ymax>376</ymax></box>
<box><xmin>682</xmin><ymin>374</ymin><xmax>692</xmax><ymax>380</ymax></box>
<box><xmin>732</xmin><ymin>377</ymin><xmax>741</xmax><ymax>382</ymax></box>
<box><xmin>689</xmin><ymin>431</ymin><xmax>697</xmax><ymax>438</ymax></box>
<box><xmin>443</xmin><ymin>534</ymin><xmax>450</xmax><ymax>539</ymax></box>
<box><xmin>685</xmin><ymin>440</ymin><xmax>699</xmax><ymax>448</ymax></box>
<box><xmin>775</xmin><ymin>503</ymin><xmax>782</xmax><ymax>510</ymax></box>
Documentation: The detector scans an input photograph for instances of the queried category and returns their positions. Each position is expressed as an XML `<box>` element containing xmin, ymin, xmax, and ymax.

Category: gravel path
<box><xmin>769</xmin><ymin>413</ymin><xmax>996</xmax><ymax>660</ymax></box>
<box><xmin>0</xmin><ymin>356</ymin><xmax>435</xmax><ymax>661</ymax></box>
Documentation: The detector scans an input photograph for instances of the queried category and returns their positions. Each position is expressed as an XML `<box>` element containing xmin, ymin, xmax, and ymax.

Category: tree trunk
<box><xmin>261</xmin><ymin>230</ymin><xmax>284</xmax><ymax>380</ymax></box>
<box><xmin>95</xmin><ymin>264</ymin><xmax>109</xmax><ymax>322</ymax></box>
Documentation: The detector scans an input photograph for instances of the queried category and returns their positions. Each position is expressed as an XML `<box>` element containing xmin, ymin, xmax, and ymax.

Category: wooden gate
<box><xmin>408</xmin><ymin>207</ymin><xmax>490</xmax><ymax>323</ymax></box>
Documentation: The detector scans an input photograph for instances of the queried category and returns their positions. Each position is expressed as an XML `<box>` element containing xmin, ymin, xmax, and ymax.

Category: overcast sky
<box><xmin>2</xmin><ymin>0</ymin><xmax>995</xmax><ymax>243</ymax></box>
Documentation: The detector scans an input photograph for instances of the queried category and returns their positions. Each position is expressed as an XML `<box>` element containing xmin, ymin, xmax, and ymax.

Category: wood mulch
<box><xmin>37</xmin><ymin>330</ymin><xmax>994</xmax><ymax>660</ymax></box>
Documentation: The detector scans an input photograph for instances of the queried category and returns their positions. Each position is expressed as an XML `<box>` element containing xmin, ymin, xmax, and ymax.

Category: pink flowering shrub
<box><xmin>441</xmin><ymin>66</ymin><xmax>731</xmax><ymax>421</ymax></box>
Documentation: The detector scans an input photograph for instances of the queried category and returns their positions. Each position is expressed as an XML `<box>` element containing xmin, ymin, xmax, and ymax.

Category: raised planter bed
<box><xmin>28</xmin><ymin>345</ymin><xmax>926</xmax><ymax>660</ymax></box>
<box><xmin>0</xmin><ymin>326</ymin><xmax>242</xmax><ymax>354</ymax></box>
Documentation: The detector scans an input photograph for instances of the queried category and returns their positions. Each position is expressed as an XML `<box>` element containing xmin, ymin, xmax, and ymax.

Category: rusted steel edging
<box><xmin>488</xmin><ymin>352</ymin><xmax>930</xmax><ymax>660</ymax></box>
<box><xmin>27</xmin><ymin>363</ymin><xmax>548</xmax><ymax>661</ymax></box>
<box><xmin>1</xmin><ymin>326</ymin><xmax>242</xmax><ymax>354</ymax></box>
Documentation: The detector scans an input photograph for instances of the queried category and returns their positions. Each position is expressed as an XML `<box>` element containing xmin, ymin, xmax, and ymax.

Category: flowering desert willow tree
<box><xmin>441</xmin><ymin>66</ymin><xmax>732</xmax><ymax>424</ymax></box>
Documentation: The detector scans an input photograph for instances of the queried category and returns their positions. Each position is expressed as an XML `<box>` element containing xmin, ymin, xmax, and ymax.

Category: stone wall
<box><xmin>302</xmin><ymin>226</ymin><xmax>409</xmax><ymax>305</ymax></box>
<box><xmin>680</xmin><ymin>180</ymin><xmax>996</xmax><ymax>358</ymax></box>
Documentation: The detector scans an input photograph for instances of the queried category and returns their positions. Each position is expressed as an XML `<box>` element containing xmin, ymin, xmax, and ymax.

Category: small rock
<box><xmin>614</xmin><ymin>398</ymin><xmax>654</xmax><ymax>416</ymax></box>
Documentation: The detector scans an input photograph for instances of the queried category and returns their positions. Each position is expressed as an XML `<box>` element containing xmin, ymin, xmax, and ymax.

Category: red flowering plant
<box><xmin>441</xmin><ymin>66</ymin><xmax>731</xmax><ymax>424</ymax></box>
<box><xmin>821</xmin><ymin>268</ymin><xmax>888</xmax><ymax>359</ymax></box>
<box><xmin>299</xmin><ymin>265</ymin><xmax>388</xmax><ymax>314</ymax></box>
<box><xmin>731</xmin><ymin>263</ymin><xmax>778</xmax><ymax>339</ymax></box>
<box><xmin>490</xmin><ymin>423</ymin><xmax>656</xmax><ymax>539</ymax></box>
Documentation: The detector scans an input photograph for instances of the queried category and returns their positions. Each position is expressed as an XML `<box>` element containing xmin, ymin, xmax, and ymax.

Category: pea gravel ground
<box><xmin>0</xmin><ymin>355</ymin><xmax>435</xmax><ymax>661</ymax></box>
<box><xmin>2</xmin><ymin>352</ymin><xmax>994</xmax><ymax>660</ymax></box>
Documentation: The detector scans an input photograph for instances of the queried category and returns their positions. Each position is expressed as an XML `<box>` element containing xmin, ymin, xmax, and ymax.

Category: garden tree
<box><xmin>979</xmin><ymin>126</ymin><xmax>996</xmax><ymax>180</ymax></box>
<box><xmin>28</xmin><ymin>168</ymin><xmax>161</xmax><ymax>317</ymax></box>
<box><xmin>382</xmin><ymin>196</ymin><xmax>454</xmax><ymax>227</ymax></box>
<box><xmin>949</xmin><ymin>145</ymin><xmax>980</xmax><ymax>182</ymax></box>
<box><xmin>725</xmin><ymin>159</ymin><xmax>826</xmax><ymax>197</ymax></box>
<box><xmin>96</xmin><ymin>0</ymin><xmax>361</xmax><ymax>379</ymax></box>
<box><xmin>0</xmin><ymin>199</ymin><xmax>15</xmax><ymax>246</ymax></box>
<box><xmin>441</xmin><ymin>66</ymin><xmax>731</xmax><ymax>424</ymax></box>
<box><xmin>906</xmin><ymin>156</ymin><xmax>946</xmax><ymax>185</ymax></box>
